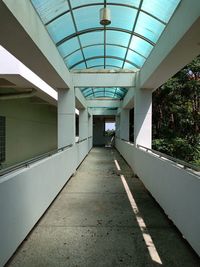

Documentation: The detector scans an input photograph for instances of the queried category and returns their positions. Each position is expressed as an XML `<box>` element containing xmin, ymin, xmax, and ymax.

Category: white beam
<box><xmin>140</xmin><ymin>0</ymin><xmax>200</xmax><ymax>90</ymax></box>
<box><xmin>75</xmin><ymin>88</ymin><xmax>87</xmax><ymax>109</ymax></box>
<box><xmin>0</xmin><ymin>0</ymin><xmax>72</xmax><ymax>89</ymax></box>
<box><xmin>73</xmin><ymin>73</ymin><xmax>136</xmax><ymax>88</ymax></box>
<box><xmin>0</xmin><ymin>46</ymin><xmax>57</xmax><ymax>105</ymax></box>
<box><xmin>87</xmin><ymin>100</ymin><xmax>121</xmax><ymax>108</ymax></box>
<box><xmin>89</xmin><ymin>108</ymin><xmax>117</xmax><ymax>116</ymax></box>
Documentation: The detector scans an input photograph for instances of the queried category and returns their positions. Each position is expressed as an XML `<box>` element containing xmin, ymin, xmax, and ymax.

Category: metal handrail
<box><xmin>77</xmin><ymin>138</ymin><xmax>88</xmax><ymax>143</ymax></box>
<box><xmin>0</xmin><ymin>144</ymin><xmax>73</xmax><ymax>177</ymax></box>
<box><xmin>137</xmin><ymin>145</ymin><xmax>200</xmax><ymax>173</ymax></box>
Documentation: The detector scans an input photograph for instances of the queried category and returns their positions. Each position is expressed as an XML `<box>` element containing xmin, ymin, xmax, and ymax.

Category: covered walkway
<box><xmin>7</xmin><ymin>148</ymin><xmax>199</xmax><ymax>267</ymax></box>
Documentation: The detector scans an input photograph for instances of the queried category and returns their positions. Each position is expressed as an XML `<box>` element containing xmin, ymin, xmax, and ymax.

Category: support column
<box><xmin>88</xmin><ymin>114</ymin><xmax>93</xmax><ymax>150</ymax></box>
<box><xmin>119</xmin><ymin>109</ymin><xmax>129</xmax><ymax>141</ymax></box>
<box><xmin>58</xmin><ymin>88</ymin><xmax>75</xmax><ymax>148</ymax></box>
<box><xmin>88</xmin><ymin>114</ymin><xmax>93</xmax><ymax>138</ymax></box>
<box><xmin>134</xmin><ymin>88</ymin><xmax>152</xmax><ymax>148</ymax></box>
<box><xmin>115</xmin><ymin>115</ymin><xmax>120</xmax><ymax>138</ymax></box>
<box><xmin>79</xmin><ymin>109</ymin><xmax>88</xmax><ymax>140</ymax></box>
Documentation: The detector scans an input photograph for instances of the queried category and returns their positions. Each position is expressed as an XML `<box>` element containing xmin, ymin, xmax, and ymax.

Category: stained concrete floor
<box><xmin>7</xmin><ymin>148</ymin><xmax>200</xmax><ymax>267</ymax></box>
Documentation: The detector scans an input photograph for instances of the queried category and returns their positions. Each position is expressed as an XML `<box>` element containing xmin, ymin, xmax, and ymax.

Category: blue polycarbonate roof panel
<box><xmin>58</xmin><ymin>37</ymin><xmax>80</xmax><ymax>58</ymax></box>
<box><xmin>71</xmin><ymin>0</ymin><xmax>102</xmax><ymax>9</ymax></box>
<box><xmin>31</xmin><ymin>0</ymin><xmax>181</xmax><ymax>71</ymax></box>
<box><xmin>142</xmin><ymin>0</ymin><xmax>181</xmax><ymax>23</ymax></box>
<box><xmin>109</xmin><ymin>6</ymin><xmax>137</xmax><ymax>31</ymax></box>
<box><xmin>74</xmin><ymin>6</ymin><xmax>100</xmax><ymax>31</ymax></box>
<box><xmin>106</xmin><ymin>31</ymin><xmax>131</xmax><ymax>47</ymax></box>
<box><xmin>135</xmin><ymin>12</ymin><xmax>165</xmax><ymax>43</ymax></box>
<box><xmin>130</xmin><ymin>36</ymin><xmax>153</xmax><ymax>58</ymax></box>
<box><xmin>46</xmin><ymin>14</ymin><xmax>75</xmax><ymax>43</ymax></box>
<box><xmin>106</xmin><ymin>58</ymin><xmax>123</xmax><ymax>68</ymax></box>
<box><xmin>86</xmin><ymin>58</ymin><xmax>104</xmax><ymax>68</ymax></box>
<box><xmin>123</xmin><ymin>62</ymin><xmax>138</xmax><ymax>70</ymax></box>
<box><xmin>83</xmin><ymin>45</ymin><xmax>104</xmax><ymax>58</ymax></box>
<box><xmin>106</xmin><ymin>45</ymin><xmax>126</xmax><ymax>59</ymax></box>
<box><xmin>31</xmin><ymin>0</ymin><xmax>69</xmax><ymax>24</ymax></box>
<box><xmin>80</xmin><ymin>31</ymin><xmax>104</xmax><ymax>46</ymax></box>
<box><xmin>72</xmin><ymin>62</ymin><xmax>86</xmax><ymax>69</ymax></box>
<box><xmin>126</xmin><ymin>50</ymin><xmax>146</xmax><ymax>68</ymax></box>
<box><xmin>108</xmin><ymin>0</ymin><xmax>140</xmax><ymax>7</ymax></box>
<box><xmin>65</xmin><ymin>50</ymin><xmax>84</xmax><ymax>68</ymax></box>
<box><xmin>81</xmin><ymin>87</ymin><xmax>128</xmax><ymax>99</ymax></box>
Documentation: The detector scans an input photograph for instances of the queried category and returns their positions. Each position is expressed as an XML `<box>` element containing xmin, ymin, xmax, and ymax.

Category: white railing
<box><xmin>0</xmin><ymin>138</ymin><xmax>92</xmax><ymax>267</ymax></box>
<box><xmin>115</xmin><ymin>138</ymin><xmax>200</xmax><ymax>257</ymax></box>
<box><xmin>137</xmin><ymin>144</ymin><xmax>200</xmax><ymax>173</ymax></box>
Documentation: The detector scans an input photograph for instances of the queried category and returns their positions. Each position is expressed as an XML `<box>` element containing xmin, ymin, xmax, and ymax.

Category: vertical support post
<box><xmin>119</xmin><ymin>109</ymin><xmax>129</xmax><ymax>141</ymax></box>
<box><xmin>115</xmin><ymin>115</ymin><xmax>120</xmax><ymax>138</ymax></box>
<box><xmin>79</xmin><ymin>108</ymin><xmax>88</xmax><ymax>140</ymax></box>
<box><xmin>88</xmin><ymin>114</ymin><xmax>93</xmax><ymax>150</ymax></box>
<box><xmin>88</xmin><ymin>114</ymin><xmax>93</xmax><ymax>138</ymax></box>
<box><xmin>58</xmin><ymin>88</ymin><xmax>75</xmax><ymax>148</ymax></box>
<box><xmin>134</xmin><ymin>88</ymin><xmax>152</xmax><ymax>148</ymax></box>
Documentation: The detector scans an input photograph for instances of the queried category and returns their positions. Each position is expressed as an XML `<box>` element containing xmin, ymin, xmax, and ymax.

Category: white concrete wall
<box><xmin>0</xmin><ymin>139</ymin><xmax>90</xmax><ymax>267</ymax></box>
<box><xmin>115</xmin><ymin>138</ymin><xmax>200</xmax><ymax>257</ymax></box>
<box><xmin>0</xmin><ymin>99</ymin><xmax>57</xmax><ymax>167</ymax></box>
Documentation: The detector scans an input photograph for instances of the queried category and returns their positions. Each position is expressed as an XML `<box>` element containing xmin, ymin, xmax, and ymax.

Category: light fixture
<box><xmin>100</xmin><ymin>7</ymin><xmax>111</xmax><ymax>26</ymax></box>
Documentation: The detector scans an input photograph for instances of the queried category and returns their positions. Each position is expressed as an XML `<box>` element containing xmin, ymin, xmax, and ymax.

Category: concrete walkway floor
<box><xmin>7</xmin><ymin>148</ymin><xmax>200</xmax><ymax>267</ymax></box>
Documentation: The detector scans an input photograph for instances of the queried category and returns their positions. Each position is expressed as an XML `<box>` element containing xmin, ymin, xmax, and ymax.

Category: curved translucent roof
<box><xmin>81</xmin><ymin>87</ymin><xmax>127</xmax><ymax>99</ymax></box>
<box><xmin>31</xmin><ymin>0</ymin><xmax>181</xmax><ymax>71</ymax></box>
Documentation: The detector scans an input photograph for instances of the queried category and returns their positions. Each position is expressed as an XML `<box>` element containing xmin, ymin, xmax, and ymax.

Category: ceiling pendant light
<box><xmin>100</xmin><ymin>7</ymin><xmax>111</xmax><ymax>26</ymax></box>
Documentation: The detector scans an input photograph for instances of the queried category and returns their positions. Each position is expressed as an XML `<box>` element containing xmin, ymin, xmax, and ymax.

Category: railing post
<box><xmin>134</xmin><ymin>88</ymin><xmax>152</xmax><ymax>148</ymax></box>
<box><xmin>58</xmin><ymin>88</ymin><xmax>75</xmax><ymax>148</ymax></box>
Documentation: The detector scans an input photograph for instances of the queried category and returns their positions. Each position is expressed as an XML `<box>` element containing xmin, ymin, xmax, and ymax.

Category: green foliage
<box><xmin>152</xmin><ymin>56</ymin><xmax>200</xmax><ymax>165</ymax></box>
<box><xmin>105</xmin><ymin>129</ymin><xmax>115</xmax><ymax>136</ymax></box>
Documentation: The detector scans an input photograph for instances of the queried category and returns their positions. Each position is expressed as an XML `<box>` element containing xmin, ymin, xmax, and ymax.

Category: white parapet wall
<box><xmin>0</xmin><ymin>139</ymin><xmax>91</xmax><ymax>267</ymax></box>
<box><xmin>115</xmin><ymin>138</ymin><xmax>200</xmax><ymax>257</ymax></box>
